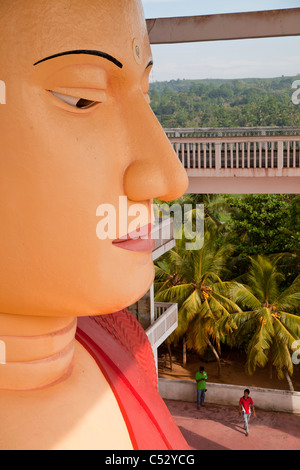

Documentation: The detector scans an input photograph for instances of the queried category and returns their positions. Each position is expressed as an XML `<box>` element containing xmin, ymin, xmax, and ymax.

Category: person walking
<box><xmin>195</xmin><ymin>366</ymin><xmax>208</xmax><ymax>410</ymax></box>
<box><xmin>239</xmin><ymin>389</ymin><xmax>256</xmax><ymax>436</ymax></box>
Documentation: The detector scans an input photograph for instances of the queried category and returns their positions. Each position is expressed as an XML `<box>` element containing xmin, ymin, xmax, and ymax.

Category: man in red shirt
<box><xmin>239</xmin><ymin>389</ymin><xmax>256</xmax><ymax>436</ymax></box>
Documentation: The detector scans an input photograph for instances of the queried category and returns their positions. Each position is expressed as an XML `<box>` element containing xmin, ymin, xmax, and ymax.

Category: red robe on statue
<box><xmin>76</xmin><ymin>309</ymin><xmax>189</xmax><ymax>450</ymax></box>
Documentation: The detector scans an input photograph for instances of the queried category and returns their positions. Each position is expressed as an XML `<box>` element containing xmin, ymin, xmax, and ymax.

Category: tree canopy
<box><xmin>149</xmin><ymin>75</ymin><xmax>300</xmax><ymax>128</ymax></box>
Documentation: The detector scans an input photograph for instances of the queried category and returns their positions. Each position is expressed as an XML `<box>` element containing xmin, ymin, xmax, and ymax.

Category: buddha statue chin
<box><xmin>0</xmin><ymin>0</ymin><xmax>189</xmax><ymax>450</ymax></box>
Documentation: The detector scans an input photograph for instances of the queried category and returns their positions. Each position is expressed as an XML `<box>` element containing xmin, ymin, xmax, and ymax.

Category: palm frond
<box><xmin>246</xmin><ymin>321</ymin><xmax>272</xmax><ymax>375</ymax></box>
<box><xmin>279</xmin><ymin>311</ymin><xmax>300</xmax><ymax>338</ymax></box>
<box><xmin>186</xmin><ymin>314</ymin><xmax>209</xmax><ymax>355</ymax></box>
<box><xmin>180</xmin><ymin>289</ymin><xmax>202</xmax><ymax>323</ymax></box>
<box><xmin>270</xmin><ymin>336</ymin><xmax>294</xmax><ymax>379</ymax></box>
<box><xmin>247</xmin><ymin>255</ymin><xmax>284</xmax><ymax>304</ymax></box>
<box><xmin>154</xmin><ymin>283</ymin><xmax>193</xmax><ymax>307</ymax></box>
<box><xmin>276</xmin><ymin>274</ymin><xmax>300</xmax><ymax>311</ymax></box>
<box><xmin>230</xmin><ymin>283</ymin><xmax>261</xmax><ymax>309</ymax></box>
<box><xmin>272</xmin><ymin>316</ymin><xmax>299</xmax><ymax>349</ymax></box>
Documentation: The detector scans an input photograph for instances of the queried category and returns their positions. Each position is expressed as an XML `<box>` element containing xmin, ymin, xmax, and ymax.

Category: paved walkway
<box><xmin>165</xmin><ymin>400</ymin><xmax>300</xmax><ymax>450</ymax></box>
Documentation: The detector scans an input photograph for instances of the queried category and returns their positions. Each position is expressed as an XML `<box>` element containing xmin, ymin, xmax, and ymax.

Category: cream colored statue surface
<box><xmin>0</xmin><ymin>0</ymin><xmax>189</xmax><ymax>450</ymax></box>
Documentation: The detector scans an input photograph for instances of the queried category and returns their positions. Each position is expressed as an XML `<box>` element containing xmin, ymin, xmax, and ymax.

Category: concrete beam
<box><xmin>187</xmin><ymin>176</ymin><xmax>300</xmax><ymax>194</ymax></box>
<box><xmin>146</xmin><ymin>8</ymin><xmax>300</xmax><ymax>44</ymax></box>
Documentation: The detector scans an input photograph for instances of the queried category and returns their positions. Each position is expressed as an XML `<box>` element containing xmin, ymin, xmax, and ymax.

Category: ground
<box><xmin>160</xmin><ymin>347</ymin><xmax>300</xmax><ymax>450</ymax></box>
<box><xmin>158</xmin><ymin>347</ymin><xmax>300</xmax><ymax>391</ymax></box>
<box><xmin>165</xmin><ymin>400</ymin><xmax>300</xmax><ymax>450</ymax></box>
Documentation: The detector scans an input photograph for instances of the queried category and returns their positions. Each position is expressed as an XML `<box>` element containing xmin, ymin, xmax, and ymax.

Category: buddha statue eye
<box><xmin>49</xmin><ymin>91</ymin><xmax>97</xmax><ymax>109</ymax></box>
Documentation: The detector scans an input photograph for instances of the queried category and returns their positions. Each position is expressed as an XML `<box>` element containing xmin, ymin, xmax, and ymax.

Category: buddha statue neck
<box><xmin>0</xmin><ymin>313</ymin><xmax>77</xmax><ymax>391</ymax></box>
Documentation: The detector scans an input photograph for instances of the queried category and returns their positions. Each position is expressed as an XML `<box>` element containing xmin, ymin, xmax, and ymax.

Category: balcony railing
<box><xmin>165</xmin><ymin>126</ymin><xmax>300</xmax><ymax>138</ymax></box>
<box><xmin>166</xmin><ymin>129</ymin><xmax>300</xmax><ymax>172</ymax></box>
<box><xmin>165</xmin><ymin>128</ymin><xmax>300</xmax><ymax>193</ymax></box>
<box><xmin>146</xmin><ymin>302</ymin><xmax>178</xmax><ymax>350</ymax></box>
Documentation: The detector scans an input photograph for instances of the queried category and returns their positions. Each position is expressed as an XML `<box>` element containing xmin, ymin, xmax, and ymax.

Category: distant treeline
<box><xmin>149</xmin><ymin>75</ymin><xmax>300</xmax><ymax>128</ymax></box>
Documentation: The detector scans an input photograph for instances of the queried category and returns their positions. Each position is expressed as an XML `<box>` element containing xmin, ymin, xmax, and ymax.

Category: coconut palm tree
<box><xmin>154</xmin><ymin>222</ymin><xmax>241</xmax><ymax>377</ymax></box>
<box><xmin>230</xmin><ymin>255</ymin><xmax>300</xmax><ymax>390</ymax></box>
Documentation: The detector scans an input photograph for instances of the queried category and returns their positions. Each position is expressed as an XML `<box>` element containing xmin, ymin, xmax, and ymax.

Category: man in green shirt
<box><xmin>195</xmin><ymin>366</ymin><xmax>208</xmax><ymax>409</ymax></box>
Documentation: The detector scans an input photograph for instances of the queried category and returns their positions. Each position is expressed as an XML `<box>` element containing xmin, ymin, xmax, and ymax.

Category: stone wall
<box><xmin>159</xmin><ymin>378</ymin><xmax>300</xmax><ymax>414</ymax></box>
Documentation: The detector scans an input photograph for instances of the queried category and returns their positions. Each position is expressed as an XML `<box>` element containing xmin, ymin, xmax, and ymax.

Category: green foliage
<box><xmin>149</xmin><ymin>76</ymin><xmax>300</xmax><ymax>127</ymax></box>
<box><xmin>223</xmin><ymin>194</ymin><xmax>300</xmax><ymax>282</ymax></box>
<box><xmin>154</xmin><ymin>194</ymin><xmax>300</xmax><ymax>387</ymax></box>
<box><xmin>154</xmin><ymin>221</ymin><xmax>241</xmax><ymax>358</ymax></box>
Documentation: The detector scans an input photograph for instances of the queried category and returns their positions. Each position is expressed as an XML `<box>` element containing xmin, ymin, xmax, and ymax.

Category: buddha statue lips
<box><xmin>0</xmin><ymin>0</ymin><xmax>189</xmax><ymax>450</ymax></box>
<box><xmin>112</xmin><ymin>223</ymin><xmax>155</xmax><ymax>253</ymax></box>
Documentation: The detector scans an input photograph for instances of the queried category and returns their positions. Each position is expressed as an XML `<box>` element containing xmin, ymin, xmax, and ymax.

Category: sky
<box><xmin>141</xmin><ymin>0</ymin><xmax>300</xmax><ymax>82</ymax></box>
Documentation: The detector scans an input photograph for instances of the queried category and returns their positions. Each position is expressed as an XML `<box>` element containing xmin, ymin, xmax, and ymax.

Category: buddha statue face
<box><xmin>0</xmin><ymin>0</ymin><xmax>188</xmax><ymax>317</ymax></box>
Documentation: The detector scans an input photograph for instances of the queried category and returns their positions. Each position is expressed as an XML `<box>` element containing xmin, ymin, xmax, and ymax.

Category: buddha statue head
<box><xmin>0</xmin><ymin>0</ymin><xmax>188</xmax><ymax>319</ymax></box>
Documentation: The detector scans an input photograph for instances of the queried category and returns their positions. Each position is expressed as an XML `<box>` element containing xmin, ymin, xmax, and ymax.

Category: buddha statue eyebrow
<box><xmin>33</xmin><ymin>50</ymin><xmax>123</xmax><ymax>68</ymax></box>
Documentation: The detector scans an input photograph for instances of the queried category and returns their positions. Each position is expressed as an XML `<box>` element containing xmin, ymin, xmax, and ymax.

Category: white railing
<box><xmin>165</xmin><ymin>126</ymin><xmax>300</xmax><ymax>138</ymax></box>
<box><xmin>152</xmin><ymin>217</ymin><xmax>174</xmax><ymax>250</ymax></box>
<box><xmin>146</xmin><ymin>302</ymin><xmax>178</xmax><ymax>350</ymax></box>
<box><xmin>167</xmin><ymin>133</ymin><xmax>300</xmax><ymax>171</ymax></box>
<box><xmin>152</xmin><ymin>217</ymin><xmax>176</xmax><ymax>261</ymax></box>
